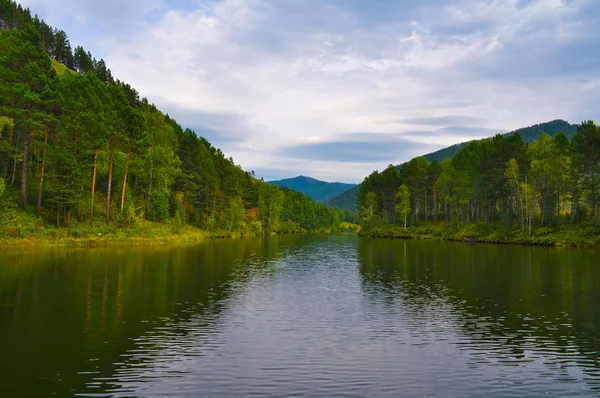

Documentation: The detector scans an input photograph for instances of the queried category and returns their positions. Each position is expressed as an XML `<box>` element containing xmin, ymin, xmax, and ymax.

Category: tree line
<box><xmin>0</xmin><ymin>1</ymin><xmax>355</xmax><ymax>235</ymax></box>
<box><xmin>358</xmin><ymin>123</ymin><xmax>600</xmax><ymax>233</ymax></box>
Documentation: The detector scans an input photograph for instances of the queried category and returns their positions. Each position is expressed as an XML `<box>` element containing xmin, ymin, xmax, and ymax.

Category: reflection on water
<box><xmin>358</xmin><ymin>239</ymin><xmax>600</xmax><ymax>396</ymax></box>
<box><xmin>0</xmin><ymin>236</ymin><xmax>599</xmax><ymax>397</ymax></box>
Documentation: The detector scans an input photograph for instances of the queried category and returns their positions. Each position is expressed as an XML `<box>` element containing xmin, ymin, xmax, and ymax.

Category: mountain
<box><xmin>322</xmin><ymin>185</ymin><xmax>360</xmax><ymax>211</ymax></box>
<box><xmin>324</xmin><ymin>120</ymin><xmax>579</xmax><ymax>212</ymax></box>
<box><xmin>423</xmin><ymin>119</ymin><xmax>577</xmax><ymax>163</ymax></box>
<box><xmin>269</xmin><ymin>176</ymin><xmax>356</xmax><ymax>202</ymax></box>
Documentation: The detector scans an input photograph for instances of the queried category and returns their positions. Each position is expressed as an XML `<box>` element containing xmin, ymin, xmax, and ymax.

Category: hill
<box><xmin>269</xmin><ymin>176</ymin><xmax>356</xmax><ymax>202</ymax></box>
<box><xmin>423</xmin><ymin>119</ymin><xmax>577</xmax><ymax>163</ymax></box>
<box><xmin>322</xmin><ymin>185</ymin><xmax>360</xmax><ymax>211</ymax></box>
<box><xmin>325</xmin><ymin>120</ymin><xmax>579</xmax><ymax>212</ymax></box>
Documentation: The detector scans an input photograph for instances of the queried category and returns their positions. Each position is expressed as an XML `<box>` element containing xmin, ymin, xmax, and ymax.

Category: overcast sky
<box><xmin>20</xmin><ymin>0</ymin><xmax>600</xmax><ymax>183</ymax></box>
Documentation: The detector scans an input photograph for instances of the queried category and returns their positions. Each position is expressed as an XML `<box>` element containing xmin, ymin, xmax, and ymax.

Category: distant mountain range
<box><xmin>268</xmin><ymin>176</ymin><xmax>357</xmax><ymax>202</ymax></box>
<box><xmin>324</xmin><ymin>119</ymin><xmax>579</xmax><ymax>212</ymax></box>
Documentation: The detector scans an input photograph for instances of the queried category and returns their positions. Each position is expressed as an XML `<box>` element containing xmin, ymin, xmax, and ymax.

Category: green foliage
<box><xmin>395</xmin><ymin>184</ymin><xmax>411</xmax><ymax>229</ymax></box>
<box><xmin>323</xmin><ymin>185</ymin><xmax>360</xmax><ymax>212</ymax></box>
<box><xmin>50</xmin><ymin>58</ymin><xmax>73</xmax><ymax>75</ymax></box>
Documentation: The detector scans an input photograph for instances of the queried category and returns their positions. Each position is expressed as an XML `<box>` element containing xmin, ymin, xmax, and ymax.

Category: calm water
<box><xmin>0</xmin><ymin>236</ymin><xmax>599</xmax><ymax>397</ymax></box>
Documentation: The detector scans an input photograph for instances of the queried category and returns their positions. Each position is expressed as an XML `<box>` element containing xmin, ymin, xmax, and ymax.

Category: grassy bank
<box><xmin>0</xmin><ymin>202</ymin><xmax>323</xmax><ymax>249</ymax></box>
<box><xmin>0</xmin><ymin>200</ymin><xmax>235</xmax><ymax>248</ymax></box>
<box><xmin>0</xmin><ymin>219</ymin><xmax>213</xmax><ymax>248</ymax></box>
<box><xmin>359</xmin><ymin>222</ymin><xmax>600</xmax><ymax>248</ymax></box>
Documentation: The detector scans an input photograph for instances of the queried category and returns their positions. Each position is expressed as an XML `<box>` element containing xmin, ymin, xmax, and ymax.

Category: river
<box><xmin>0</xmin><ymin>235</ymin><xmax>599</xmax><ymax>397</ymax></box>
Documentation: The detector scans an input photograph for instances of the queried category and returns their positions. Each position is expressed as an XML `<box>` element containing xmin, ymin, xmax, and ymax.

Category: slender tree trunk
<box><xmin>556</xmin><ymin>189</ymin><xmax>560</xmax><ymax>228</ymax></box>
<box><xmin>6</xmin><ymin>125</ymin><xmax>13</xmax><ymax>178</ymax></box>
<box><xmin>423</xmin><ymin>190</ymin><xmax>427</xmax><ymax>222</ymax></box>
<box><xmin>147</xmin><ymin>147</ymin><xmax>154</xmax><ymax>220</ymax></box>
<box><xmin>11</xmin><ymin>149</ymin><xmax>17</xmax><ymax>186</ymax></box>
<box><xmin>106</xmin><ymin>139</ymin><xmax>114</xmax><ymax>225</ymax></box>
<box><xmin>36</xmin><ymin>125</ymin><xmax>49</xmax><ymax>217</ymax></box>
<box><xmin>90</xmin><ymin>150</ymin><xmax>98</xmax><ymax>227</ymax></box>
<box><xmin>571</xmin><ymin>189</ymin><xmax>577</xmax><ymax>224</ymax></box>
<box><xmin>78</xmin><ymin>170</ymin><xmax>84</xmax><ymax>222</ymax></box>
<box><xmin>592</xmin><ymin>167</ymin><xmax>597</xmax><ymax>227</ymax></box>
<box><xmin>120</xmin><ymin>147</ymin><xmax>131</xmax><ymax>211</ymax></box>
<box><xmin>444</xmin><ymin>197</ymin><xmax>448</xmax><ymax>223</ymax></box>
<box><xmin>433</xmin><ymin>182</ymin><xmax>437</xmax><ymax>224</ymax></box>
<box><xmin>20</xmin><ymin>131</ymin><xmax>30</xmax><ymax>210</ymax></box>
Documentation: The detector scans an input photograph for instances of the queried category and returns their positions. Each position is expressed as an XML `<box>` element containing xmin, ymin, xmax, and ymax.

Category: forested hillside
<box><xmin>323</xmin><ymin>186</ymin><xmax>360</xmax><ymax>212</ymax></box>
<box><xmin>0</xmin><ymin>0</ymin><xmax>355</xmax><ymax>241</ymax></box>
<box><xmin>423</xmin><ymin>119</ymin><xmax>577</xmax><ymax>163</ymax></box>
<box><xmin>326</xmin><ymin>120</ymin><xmax>579</xmax><ymax>213</ymax></box>
<box><xmin>357</xmin><ymin>123</ymin><xmax>600</xmax><ymax>246</ymax></box>
<box><xmin>269</xmin><ymin>176</ymin><xmax>356</xmax><ymax>202</ymax></box>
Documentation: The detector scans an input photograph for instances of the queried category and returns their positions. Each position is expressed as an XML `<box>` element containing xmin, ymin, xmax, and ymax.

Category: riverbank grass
<box><xmin>0</xmin><ymin>204</ymin><xmax>215</xmax><ymax>247</ymax></box>
<box><xmin>359</xmin><ymin>222</ymin><xmax>600</xmax><ymax>248</ymax></box>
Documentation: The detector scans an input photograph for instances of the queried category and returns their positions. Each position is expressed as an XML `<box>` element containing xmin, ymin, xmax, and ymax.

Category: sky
<box><xmin>19</xmin><ymin>0</ymin><xmax>600</xmax><ymax>183</ymax></box>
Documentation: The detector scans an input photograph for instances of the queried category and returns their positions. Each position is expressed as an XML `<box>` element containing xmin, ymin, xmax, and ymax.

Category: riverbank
<box><xmin>359</xmin><ymin>223</ymin><xmax>600</xmax><ymax>248</ymax></box>
<box><xmin>0</xmin><ymin>222</ymin><xmax>216</xmax><ymax>248</ymax></box>
<box><xmin>0</xmin><ymin>205</ymin><xmax>321</xmax><ymax>248</ymax></box>
<box><xmin>0</xmin><ymin>203</ymin><xmax>234</xmax><ymax>248</ymax></box>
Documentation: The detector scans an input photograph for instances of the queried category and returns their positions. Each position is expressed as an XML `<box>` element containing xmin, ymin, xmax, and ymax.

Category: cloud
<box><xmin>399</xmin><ymin>116</ymin><xmax>484</xmax><ymax>127</ymax></box>
<box><xmin>282</xmin><ymin>133</ymin><xmax>436</xmax><ymax>163</ymax></box>
<box><xmin>18</xmin><ymin>0</ymin><xmax>600</xmax><ymax>183</ymax></box>
<box><xmin>154</xmin><ymin>102</ymin><xmax>258</xmax><ymax>146</ymax></box>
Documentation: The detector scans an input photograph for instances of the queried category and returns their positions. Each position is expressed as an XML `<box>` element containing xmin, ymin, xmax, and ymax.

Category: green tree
<box><xmin>395</xmin><ymin>184</ymin><xmax>411</xmax><ymax>229</ymax></box>
<box><xmin>361</xmin><ymin>191</ymin><xmax>378</xmax><ymax>228</ymax></box>
<box><xmin>505</xmin><ymin>158</ymin><xmax>524</xmax><ymax>231</ymax></box>
<box><xmin>572</xmin><ymin>121</ymin><xmax>600</xmax><ymax>226</ymax></box>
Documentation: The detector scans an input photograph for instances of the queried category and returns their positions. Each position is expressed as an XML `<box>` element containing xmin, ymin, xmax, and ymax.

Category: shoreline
<box><xmin>0</xmin><ymin>225</ymin><xmax>323</xmax><ymax>250</ymax></box>
<box><xmin>0</xmin><ymin>229</ymin><xmax>211</xmax><ymax>249</ymax></box>
<box><xmin>358</xmin><ymin>223</ymin><xmax>600</xmax><ymax>249</ymax></box>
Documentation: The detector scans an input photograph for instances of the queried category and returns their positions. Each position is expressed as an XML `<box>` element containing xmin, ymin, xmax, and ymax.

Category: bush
<box><xmin>533</xmin><ymin>227</ymin><xmax>553</xmax><ymax>237</ymax></box>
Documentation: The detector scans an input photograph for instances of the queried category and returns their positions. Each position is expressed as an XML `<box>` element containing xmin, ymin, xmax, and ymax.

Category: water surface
<box><xmin>0</xmin><ymin>236</ymin><xmax>599</xmax><ymax>397</ymax></box>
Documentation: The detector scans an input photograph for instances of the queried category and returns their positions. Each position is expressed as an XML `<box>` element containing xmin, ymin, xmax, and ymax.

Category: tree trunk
<box><xmin>424</xmin><ymin>191</ymin><xmax>428</xmax><ymax>222</ymax></box>
<box><xmin>90</xmin><ymin>150</ymin><xmax>98</xmax><ymax>227</ymax></box>
<box><xmin>20</xmin><ymin>131</ymin><xmax>30</xmax><ymax>210</ymax></box>
<box><xmin>6</xmin><ymin>125</ymin><xmax>13</xmax><ymax>178</ymax></box>
<box><xmin>36</xmin><ymin>125</ymin><xmax>49</xmax><ymax>217</ymax></box>
<box><xmin>78</xmin><ymin>170</ymin><xmax>84</xmax><ymax>221</ymax></box>
<box><xmin>106</xmin><ymin>138</ymin><xmax>114</xmax><ymax>225</ymax></box>
<box><xmin>147</xmin><ymin>147</ymin><xmax>154</xmax><ymax>220</ymax></box>
<box><xmin>120</xmin><ymin>147</ymin><xmax>131</xmax><ymax>211</ymax></box>
<box><xmin>433</xmin><ymin>182</ymin><xmax>437</xmax><ymax>224</ymax></box>
<box><xmin>571</xmin><ymin>189</ymin><xmax>577</xmax><ymax>224</ymax></box>
<box><xmin>556</xmin><ymin>189</ymin><xmax>560</xmax><ymax>229</ymax></box>
<box><xmin>592</xmin><ymin>167</ymin><xmax>597</xmax><ymax>227</ymax></box>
